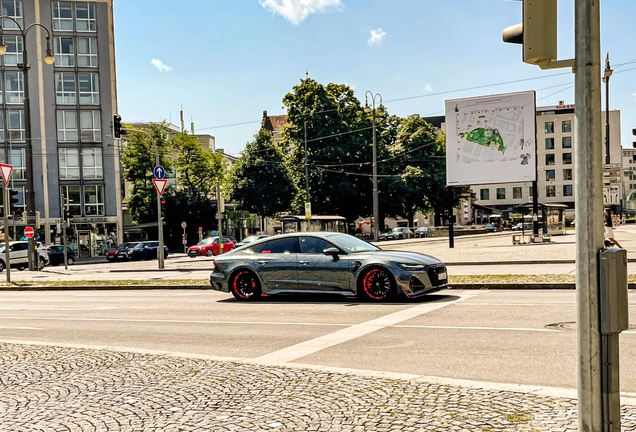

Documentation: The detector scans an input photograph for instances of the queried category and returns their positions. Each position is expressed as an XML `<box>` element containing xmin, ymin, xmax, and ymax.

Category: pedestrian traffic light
<box><xmin>633</xmin><ymin>128</ymin><xmax>636</xmax><ymax>149</ymax></box>
<box><xmin>64</xmin><ymin>208</ymin><xmax>73</xmax><ymax>221</ymax></box>
<box><xmin>8</xmin><ymin>189</ymin><xmax>18</xmax><ymax>215</ymax></box>
<box><xmin>503</xmin><ymin>0</ymin><xmax>572</xmax><ymax>69</ymax></box>
<box><xmin>113</xmin><ymin>114</ymin><xmax>122</xmax><ymax>138</ymax></box>
<box><xmin>160</xmin><ymin>198</ymin><xmax>166</xmax><ymax>219</ymax></box>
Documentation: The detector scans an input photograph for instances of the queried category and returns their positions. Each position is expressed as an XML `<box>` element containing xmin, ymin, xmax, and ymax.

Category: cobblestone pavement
<box><xmin>2</xmin><ymin>343</ymin><xmax>636</xmax><ymax>431</ymax></box>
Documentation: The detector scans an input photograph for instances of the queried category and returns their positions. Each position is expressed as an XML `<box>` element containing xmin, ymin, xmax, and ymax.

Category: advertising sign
<box><xmin>445</xmin><ymin>91</ymin><xmax>536</xmax><ymax>186</ymax></box>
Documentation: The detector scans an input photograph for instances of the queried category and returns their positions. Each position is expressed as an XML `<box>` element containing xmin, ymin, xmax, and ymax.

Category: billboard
<box><xmin>445</xmin><ymin>91</ymin><xmax>536</xmax><ymax>186</ymax></box>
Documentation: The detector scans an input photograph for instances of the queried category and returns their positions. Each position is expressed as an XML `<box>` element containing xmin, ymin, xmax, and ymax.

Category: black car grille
<box><xmin>427</xmin><ymin>265</ymin><xmax>447</xmax><ymax>287</ymax></box>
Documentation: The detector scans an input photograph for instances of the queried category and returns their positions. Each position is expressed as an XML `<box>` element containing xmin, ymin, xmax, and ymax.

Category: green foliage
<box><xmin>280</xmin><ymin>78</ymin><xmax>373</xmax><ymax>222</ymax></box>
<box><xmin>228</xmin><ymin>130</ymin><xmax>294</xmax><ymax>218</ymax></box>
<box><xmin>121</xmin><ymin>123</ymin><xmax>172</xmax><ymax>224</ymax></box>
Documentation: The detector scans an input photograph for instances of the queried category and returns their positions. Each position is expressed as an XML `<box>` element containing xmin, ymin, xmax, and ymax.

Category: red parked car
<box><xmin>188</xmin><ymin>237</ymin><xmax>235</xmax><ymax>257</ymax></box>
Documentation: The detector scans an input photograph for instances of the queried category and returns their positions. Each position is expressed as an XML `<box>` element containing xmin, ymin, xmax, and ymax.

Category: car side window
<box><xmin>253</xmin><ymin>238</ymin><xmax>297</xmax><ymax>254</ymax></box>
<box><xmin>299</xmin><ymin>237</ymin><xmax>337</xmax><ymax>254</ymax></box>
<box><xmin>12</xmin><ymin>244</ymin><xmax>28</xmax><ymax>251</ymax></box>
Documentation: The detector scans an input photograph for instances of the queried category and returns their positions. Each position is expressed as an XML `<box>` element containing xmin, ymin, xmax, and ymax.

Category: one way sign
<box><xmin>154</xmin><ymin>165</ymin><xmax>166</xmax><ymax>180</ymax></box>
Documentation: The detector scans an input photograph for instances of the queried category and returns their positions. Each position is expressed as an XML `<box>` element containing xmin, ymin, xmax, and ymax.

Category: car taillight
<box><xmin>211</xmin><ymin>260</ymin><xmax>217</xmax><ymax>270</ymax></box>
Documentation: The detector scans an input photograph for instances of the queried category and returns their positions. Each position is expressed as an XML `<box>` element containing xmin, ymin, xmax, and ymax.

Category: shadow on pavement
<box><xmin>217</xmin><ymin>293</ymin><xmax>460</xmax><ymax>305</ymax></box>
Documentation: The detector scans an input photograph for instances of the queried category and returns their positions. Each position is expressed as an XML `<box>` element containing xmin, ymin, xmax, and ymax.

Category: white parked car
<box><xmin>0</xmin><ymin>241</ymin><xmax>49</xmax><ymax>272</ymax></box>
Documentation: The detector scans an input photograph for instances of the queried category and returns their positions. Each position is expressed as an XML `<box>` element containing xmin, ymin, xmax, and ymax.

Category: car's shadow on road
<box><xmin>217</xmin><ymin>293</ymin><xmax>460</xmax><ymax>305</ymax></box>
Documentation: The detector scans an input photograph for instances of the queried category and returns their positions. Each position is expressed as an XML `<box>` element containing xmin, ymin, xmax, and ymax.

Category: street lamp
<box><xmin>0</xmin><ymin>16</ymin><xmax>55</xmax><ymax>271</ymax></box>
<box><xmin>364</xmin><ymin>91</ymin><xmax>383</xmax><ymax>242</ymax></box>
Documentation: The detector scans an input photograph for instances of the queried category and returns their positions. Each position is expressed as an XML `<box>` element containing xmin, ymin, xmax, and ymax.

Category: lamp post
<box><xmin>602</xmin><ymin>53</ymin><xmax>612</xmax><ymax>166</ymax></box>
<box><xmin>0</xmin><ymin>17</ymin><xmax>55</xmax><ymax>271</ymax></box>
<box><xmin>364</xmin><ymin>92</ymin><xmax>383</xmax><ymax>242</ymax></box>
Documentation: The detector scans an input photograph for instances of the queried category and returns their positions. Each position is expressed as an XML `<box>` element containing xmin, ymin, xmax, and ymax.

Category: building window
<box><xmin>563</xmin><ymin>153</ymin><xmax>572</xmax><ymax>165</ymax></box>
<box><xmin>82</xmin><ymin>148</ymin><xmax>102</xmax><ymax>179</ymax></box>
<box><xmin>57</xmin><ymin>111</ymin><xmax>78</xmax><ymax>142</ymax></box>
<box><xmin>2</xmin><ymin>0</ymin><xmax>23</xmax><ymax>30</ymax></box>
<box><xmin>78</xmin><ymin>73</ymin><xmax>99</xmax><ymax>104</ymax></box>
<box><xmin>60</xmin><ymin>185</ymin><xmax>81</xmax><ymax>215</ymax></box>
<box><xmin>80</xmin><ymin>111</ymin><xmax>101</xmax><ymax>142</ymax></box>
<box><xmin>76</xmin><ymin>2</ymin><xmax>96</xmax><ymax>32</ymax></box>
<box><xmin>529</xmin><ymin>186</ymin><xmax>534</xmax><ymax>198</ymax></box>
<box><xmin>7</xmin><ymin>109</ymin><xmax>24</xmax><ymax>142</ymax></box>
<box><xmin>546</xmin><ymin>154</ymin><xmax>555</xmax><ymax>166</ymax></box>
<box><xmin>546</xmin><ymin>185</ymin><xmax>556</xmax><ymax>197</ymax></box>
<box><xmin>513</xmin><ymin>187</ymin><xmax>522</xmax><ymax>199</ymax></box>
<box><xmin>546</xmin><ymin>170</ymin><xmax>555</xmax><ymax>182</ymax></box>
<box><xmin>77</xmin><ymin>37</ymin><xmax>97</xmax><ymax>67</ymax></box>
<box><xmin>545</xmin><ymin>138</ymin><xmax>554</xmax><ymax>150</ymax></box>
<box><xmin>58</xmin><ymin>148</ymin><xmax>80</xmax><ymax>179</ymax></box>
<box><xmin>496</xmin><ymin>188</ymin><xmax>505</xmax><ymax>200</ymax></box>
<box><xmin>480</xmin><ymin>189</ymin><xmax>489</xmax><ymax>200</ymax></box>
<box><xmin>53</xmin><ymin>36</ymin><xmax>74</xmax><ymax>66</ymax></box>
<box><xmin>563</xmin><ymin>185</ymin><xmax>573</xmax><ymax>197</ymax></box>
<box><xmin>562</xmin><ymin>120</ymin><xmax>572</xmax><ymax>133</ymax></box>
<box><xmin>562</xmin><ymin>136</ymin><xmax>572</xmax><ymax>149</ymax></box>
<box><xmin>52</xmin><ymin>1</ymin><xmax>73</xmax><ymax>31</ymax></box>
<box><xmin>563</xmin><ymin>169</ymin><xmax>573</xmax><ymax>181</ymax></box>
<box><xmin>0</xmin><ymin>148</ymin><xmax>24</xmax><ymax>179</ymax></box>
<box><xmin>545</xmin><ymin>122</ymin><xmax>554</xmax><ymax>134</ymax></box>
<box><xmin>55</xmin><ymin>72</ymin><xmax>76</xmax><ymax>104</ymax></box>
<box><xmin>84</xmin><ymin>185</ymin><xmax>104</xmax><ymax>215</ymax></box>
<box><xmin>4</xmin><ymin>71</ymin><xmax>23</xmax><ymax>104</ymax></box>
<box><xmin>0</xmin><ymin>111</ymin><xmax>4</xmax><ymax>141</ymax></box>
<box><xmin>2</xmin><ymin>35</ymin><xmax>22</xmax><ymax>66</ymax></box>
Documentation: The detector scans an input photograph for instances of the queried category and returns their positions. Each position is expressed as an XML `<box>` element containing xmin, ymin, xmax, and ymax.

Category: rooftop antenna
<box><xmin>180</xmin><ymin>105</ymin><xmax>185</xmax><ymax>133</ymax></box>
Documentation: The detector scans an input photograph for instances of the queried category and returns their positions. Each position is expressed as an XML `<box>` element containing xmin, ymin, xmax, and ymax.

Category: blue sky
<box><xmin>114</xmin><ymin>0</ymin><xmax>636</xmax><ymax>156</ymax></box>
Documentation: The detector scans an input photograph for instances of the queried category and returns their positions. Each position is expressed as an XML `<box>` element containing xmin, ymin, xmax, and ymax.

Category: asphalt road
<box><xmin>1</xmin><ymin>289</ymin><xmax>635</xmax><ymax>393</ymax></box>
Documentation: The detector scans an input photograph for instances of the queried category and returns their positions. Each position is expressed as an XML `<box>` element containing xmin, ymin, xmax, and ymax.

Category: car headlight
<box><xmin>127</xmin><ymin>250</ymin><xmax>133</xmax><ymax>254</ymax></box>
<box><xmin>398</xmin><ymin>263</ymin><xmax>426</xmax><ymax>271</ymax></box>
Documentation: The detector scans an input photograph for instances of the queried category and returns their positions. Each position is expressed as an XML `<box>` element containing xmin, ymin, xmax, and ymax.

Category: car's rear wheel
<box><xmin>38</xmin><ymin>258</ymin><xmax>46</xmax><ymax>270</ymax></box>
<box><xmin>67</xmin><ymin>257</ymin><xmax>74</xmax><ymax>265</ymax></box>
<box><xmin>206</xmin><ymin>250</ymin><xmax>214</xmax><ymax>257</ymax></box>
<box><xmin>0</xmin><ymin>261</ymin><xmax>4</xmax><ymax>272</ymax></box>
<box><xmin>230</xmin><ymin>269</ymin><xmax>261</xmax><ymax>301</ymax></box>
<box><xmin>358</xmin><ymin>267</ymin><xmax>395</xmax><ymax>302</ymax></box>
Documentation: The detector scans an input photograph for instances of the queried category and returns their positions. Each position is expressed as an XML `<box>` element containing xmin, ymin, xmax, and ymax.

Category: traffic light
<box><xmin>160</xmin><ymin>198</ymin><xmax>166</xmax><ymax>219</ymax></box>
<box><xmin>113</xmin><ymin>114</ymin><xmax>122</xmax><ymax>138</ymax></box>
<box><xmin>8</xmin><ymin>189</ymin><xmax>18</xmax><ymax>215</ymax></box>
<box><xmin>64</xmin><ymin>208</ymin><xmax>73</xmax><ymax>221</ymax></box>
<box><xmin>503</xmin><ymin>0</ymin><xmax>570</xmax><ymax>69</ymax></box>
<box><xmin>632</xmin><ymin>128</ymin><xmax>636</xmax><ymax>149</ymax></box>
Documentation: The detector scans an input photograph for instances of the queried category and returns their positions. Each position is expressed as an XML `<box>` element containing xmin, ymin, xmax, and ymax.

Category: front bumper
<box><xmin>396</xmin><ymin>265</ymin><xmax>448</xmax><ymax>298</ymax></box>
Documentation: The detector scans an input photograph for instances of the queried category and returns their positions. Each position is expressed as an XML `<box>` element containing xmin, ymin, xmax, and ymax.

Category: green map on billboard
<box><xmin>464</xmin><ymin>128</ymin><xmax>505</xmax><ymax>152</ymax></box>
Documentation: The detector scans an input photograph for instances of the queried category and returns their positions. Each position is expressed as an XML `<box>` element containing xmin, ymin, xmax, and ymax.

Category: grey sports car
<box><xmin>209</xmin><ymin>232</ymin><xmax>447</xmax><ymax>301</ymax></box>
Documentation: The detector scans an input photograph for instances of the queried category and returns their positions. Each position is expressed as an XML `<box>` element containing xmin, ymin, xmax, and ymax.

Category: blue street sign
<box><xmin>154</xmin><ymin>165</ymin><xmax>166</xmax><ymax>180</ymax></box>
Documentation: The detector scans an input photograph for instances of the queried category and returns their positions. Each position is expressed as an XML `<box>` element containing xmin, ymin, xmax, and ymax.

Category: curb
<box><xmin>0</xmin><ymin>285</ymin><xmax>213</xmax><ymax>291</ymax></box>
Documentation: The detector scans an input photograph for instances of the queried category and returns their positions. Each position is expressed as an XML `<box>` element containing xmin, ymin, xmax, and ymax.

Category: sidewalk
<box><xmin>2</xmin><ymin>342</ymin><xmax>636</xmax><ymax>431</ymax></box>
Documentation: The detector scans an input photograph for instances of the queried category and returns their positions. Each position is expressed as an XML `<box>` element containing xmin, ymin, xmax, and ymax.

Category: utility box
<box><xmin>599</xmin><ymin>247</ymin><xmax>629</xmax><ymax>334</ymax></box>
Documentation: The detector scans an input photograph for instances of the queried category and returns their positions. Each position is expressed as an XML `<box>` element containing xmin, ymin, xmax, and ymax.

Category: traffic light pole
<box><xmin>575</xmin><ymin>1</ymin><xmax>604</xmax><ymax>430</ymax></box>
<box><xmin>155</xmin><ymin>146</ymin><xmax>165</xmax><ymax>270</ymax></box>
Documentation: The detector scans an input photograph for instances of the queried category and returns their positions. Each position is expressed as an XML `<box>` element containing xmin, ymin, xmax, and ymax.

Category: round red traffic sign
<box><xmin>24</xmin><ymin>227</ymin><xmax>35</xmax><ymax>239</ymax></box>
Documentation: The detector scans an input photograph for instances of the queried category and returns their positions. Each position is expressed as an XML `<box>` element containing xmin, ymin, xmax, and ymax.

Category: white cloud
<box><xmin>425</xmin><ymin>84</ymin><xmax>433</xmax><ymax>92</ymax></box>
<box><xmin>259</xmin><ymin>0</ymin><xmax>343</xmax><ymax>25</ymax></box>
<box><xmin>633</xmin><ymin>92</ymin><xmax>636</xmax><ymax>100</ymax></box>
<box><xmin>151</xmin><ymin>58</ymin><xmax>172</xmax><ymax>73</ymax></box>
<box><xmin>368</xmin><ymin>28</ymin><xmax>387</xmax><ymax>46</ymax></box>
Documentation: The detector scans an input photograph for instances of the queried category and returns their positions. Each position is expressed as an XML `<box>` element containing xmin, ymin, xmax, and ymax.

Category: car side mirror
<box><xmin>323</xmin><ymin>247</ymin><xmax>340</xmax><ymax>259</ymax></box>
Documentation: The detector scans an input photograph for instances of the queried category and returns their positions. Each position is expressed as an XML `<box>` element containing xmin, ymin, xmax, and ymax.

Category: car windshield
<box><xmin>133</xmin><ymin>243</ymin><xmax>147</xmax><ymax>250</ymax></box>
<box><xmin>198</xmin><ymin>238</ymin><xmax>215</xmax><ymax>245</ymax></box>
<box><xmin>242</xmin><ymin>236</ymin><xmax>260</xmax><ymax>244</ymax></box>
<box><xmin>326</xmin><ymin>234</ymin><xmax>379</xmax><ymax>253</ymax></box>
<box><xmin>119</xmin><ymin>243</ymin><xmax>136</xmax><ymax>250</ymax></box>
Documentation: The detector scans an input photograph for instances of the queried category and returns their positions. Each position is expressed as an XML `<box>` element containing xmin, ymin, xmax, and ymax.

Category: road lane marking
<box><xmin>391</xmin><ymin>325</ymin><xmax>559</xmax><ymax>332</ymax></box>
<box><xmin>0</xmin><ymin>326</ymin><xmax>46</xmax><ymax>330</ymax></box>
<box><xmin>252</xmin><ymin>294</ymin><xmax>480</xmax><ymax>364</ymax></box>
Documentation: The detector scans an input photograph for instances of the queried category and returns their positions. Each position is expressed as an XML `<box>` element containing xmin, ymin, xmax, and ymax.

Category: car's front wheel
<box><xmin>206</xmin><ymin>250</ymin><xmax>214</xmax><ymax>257</ymax></box>
<box><xmin>0</xmin><ymin>260</ymin><xmax>4</xmax><ymax>272</ymax></box>
<box><xmin>358</xmin><ymin>267</ymin><xmax>395</xmax><ymax>302</ymax></box>
<box><xmin>67</xmin><ymin>257</ymin><xmax>74</xmax><ymax>265</ymax></box>
<box><xmin>230</xmin><ymin>269</ymin><xmax>261</xmax><ymax>301</ymax></box>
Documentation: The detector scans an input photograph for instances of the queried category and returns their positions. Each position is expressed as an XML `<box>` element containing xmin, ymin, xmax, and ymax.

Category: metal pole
<box><xmin>372</xmin><ymin>105</ymin><xmax>379</xmax><ymax>242</ymax></box>
<box><xmin>63</xmin><ymin>197</ymin><xmax>68</xmax><ymax>270</ymax></box>
<box><xmin>604</xmin><ymin>53</ymin><xmax>611</xmax><ymax>166</ymax></box>
<box><xmin>154</xmin><ymin>140</ymin><xmax>165</xmax><ymax>269</ymax></box>
<box><xmin>217</xmin><ymin>182</ymin><xmax>223</xmax><ymax>255</ymax></box>
<box><xmin>304</xmin><ymin>121</ymin><xmax>309</xmax><ymax>203</ymax></box>
<box><xmin>19</xmin><ymin>43</ymin><xmax>37</xmax><ymax>271</ymax></box>
<box><xmin>575</xmin><ymin>0</ymin><xmax>604</xmax><ymax>430</ymax></box>
<box><xmin>448</xmin><ymin>187</ymin><xmax>454</xmax><ymax>249</ymax></box>
<box><xmin>4</xmin><ymin>187</ymin><xmax>11</xmax><ymax>283</ymax></box>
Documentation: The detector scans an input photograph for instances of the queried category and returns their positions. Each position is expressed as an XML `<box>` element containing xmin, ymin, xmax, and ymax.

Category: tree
<box><xmin>121</xmin><ymin>123</ymin><xmax>172</xmax><ymax>225</ymax></box>
<box><xmin>228</xmin><ymin>130</ymin><xmax>294</xmax><ymax>227</ymax></box>
<box><xmin>280</xmin><ymin>78</ymin><xmax>373</xmax><ymax>223</ymax></box>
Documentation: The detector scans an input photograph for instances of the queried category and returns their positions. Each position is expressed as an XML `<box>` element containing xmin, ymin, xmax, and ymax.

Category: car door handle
<box><xmin>298</xmin><ymin>260</ymin><xmax>309</xmax><ymax>265</ymax></box>
<box><xmin>257</xmin><ymin>260</ymin><xmax>268</xmax><ymax>265</ymax></box>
